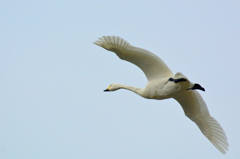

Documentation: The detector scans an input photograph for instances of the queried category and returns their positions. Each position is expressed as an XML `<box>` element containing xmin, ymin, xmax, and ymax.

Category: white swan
<box><xmin>94</xmin><ymin>36</ymin><xmax>228</xmax><ymax>154</ymax></box>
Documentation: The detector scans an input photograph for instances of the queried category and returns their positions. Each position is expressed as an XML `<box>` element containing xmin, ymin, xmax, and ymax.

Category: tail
<box><xmin>94</xmin><ymin>36</ymin><xmax>130</xmax><ymax>52</ymax></box>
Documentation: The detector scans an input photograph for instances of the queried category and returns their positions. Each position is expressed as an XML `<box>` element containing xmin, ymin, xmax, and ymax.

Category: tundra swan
<box><xmin>94</xmin><ymin>36</ymin><xmax>228</xmax><ymax>154</ymax></box>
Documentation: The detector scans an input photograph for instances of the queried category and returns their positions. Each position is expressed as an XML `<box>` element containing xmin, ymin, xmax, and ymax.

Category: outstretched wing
<box><xmin>94</xmin><ymin>36</ymin><xmax>173</xmax><ymax>81</ymax></box>
<box><xmin>174</xmin><ymin>90</ymin><xmax>229</xmax><ymax>154</ymax></box>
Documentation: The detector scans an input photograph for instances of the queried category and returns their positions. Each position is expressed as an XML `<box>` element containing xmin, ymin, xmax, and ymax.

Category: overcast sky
<box><xmin>1</xmin><ymin>1</ymin><xmax>240</xmax><ymax>158</ymax></box>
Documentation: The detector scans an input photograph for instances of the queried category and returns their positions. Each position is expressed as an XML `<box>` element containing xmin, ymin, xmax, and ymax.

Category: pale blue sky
<box><xmin>1</xmin><ymin>1</ymin><xmax>240</xmax><ymax>158</ymax></box>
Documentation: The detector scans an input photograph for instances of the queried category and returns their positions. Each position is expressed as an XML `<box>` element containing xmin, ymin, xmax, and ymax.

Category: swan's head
<box><xmin>104</xmin><ymin>83</ymin><xmax>121</xmax><ymax>92</ymax></box>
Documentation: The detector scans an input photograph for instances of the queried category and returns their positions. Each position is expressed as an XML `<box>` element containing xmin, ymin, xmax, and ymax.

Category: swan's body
<box><xmin>94</xmin><ymin>36</ymin><xmax>228</xmax><ymax>154</ymax></box>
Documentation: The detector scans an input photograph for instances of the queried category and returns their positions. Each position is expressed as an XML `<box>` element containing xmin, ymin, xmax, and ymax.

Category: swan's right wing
<box><xmin>174</xmin><ymin>90</ymin><xmax>228</xmax><ymax>154</ymax></box>
<box><xmin>94</xmin><ymin>36</ymin><xmax>173</xmax><ymax>81</ymax></box>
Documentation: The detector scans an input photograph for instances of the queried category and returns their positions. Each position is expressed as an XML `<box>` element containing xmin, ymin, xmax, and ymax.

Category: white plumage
<box><xmin>94</xmin><ymin>36</ymin><xmax>228</xmax><ymax>154</ymax></box>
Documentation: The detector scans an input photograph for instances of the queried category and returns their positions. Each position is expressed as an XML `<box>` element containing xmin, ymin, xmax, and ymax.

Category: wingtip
<box><xmin>93</xmin><ymin>36</ymin><xmax>130</xmax><ymax>51</ymax></box>
<box><xmin>93</xmin><ymin>41</ymin><xmax>99</xmax><ymax>45</ymax></box>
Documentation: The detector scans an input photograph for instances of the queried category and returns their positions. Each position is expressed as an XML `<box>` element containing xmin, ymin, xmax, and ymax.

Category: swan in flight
<box><xmin>94</xmin><ymin>36</ymin><xmax>228</xmax><ymax>154</ymax></box>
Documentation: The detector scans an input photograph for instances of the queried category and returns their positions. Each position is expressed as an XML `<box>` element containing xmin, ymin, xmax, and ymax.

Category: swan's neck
<box><xmin>118</xmin><ymin>84</ymin><xmax>145</xmax><ymax>97</ymax></box>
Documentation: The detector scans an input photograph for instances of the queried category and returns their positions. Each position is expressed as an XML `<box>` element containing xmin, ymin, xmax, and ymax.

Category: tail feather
<box><xmin>94</xmin><ymin>36</ymin><xmax>130</xmax><ymax>52</ymax></box>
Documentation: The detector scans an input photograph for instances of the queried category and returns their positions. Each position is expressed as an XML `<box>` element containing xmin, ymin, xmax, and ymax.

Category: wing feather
<box><xmin>174</xmin><ymin>91</ymin><xmax>229</xmax><ymax>154</ymax></box>
<box><xmin>94</xmin><ymin>36</ymin><xmax>173</xmax><ymax>81</ymax></box>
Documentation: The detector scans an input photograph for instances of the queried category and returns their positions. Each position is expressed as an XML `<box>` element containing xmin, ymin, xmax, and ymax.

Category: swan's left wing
<box><xmin>94</xmin><ymin>36</ymin><xmax>173</xmax><ymax>81</ymax></box>
<box><xmin>174</xmin><ymin>91</ymin><xmax>229</xmax><ymax>154</ymax></box>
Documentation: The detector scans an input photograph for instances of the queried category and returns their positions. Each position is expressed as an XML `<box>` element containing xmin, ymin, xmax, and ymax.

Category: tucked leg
<box><xmin>169</xmin><ymin>77</ymin><xmax>187</xmax><ymax>83</ymax></box>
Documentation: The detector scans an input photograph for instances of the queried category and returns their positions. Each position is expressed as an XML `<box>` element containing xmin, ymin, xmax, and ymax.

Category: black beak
<box><xmin>104</xmin><ymin>89</ymin><xmax>110</xmax><ymax>92</ymax></box>
<box><xmin>187</xmin><ymin>84</ymin><xmax>205</xmax><ymax>91</ymax></box>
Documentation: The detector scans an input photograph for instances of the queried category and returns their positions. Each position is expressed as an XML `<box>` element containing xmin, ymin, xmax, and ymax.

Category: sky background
<box><xmin>1</xmin><ymin>1</ymin><xmax>240</xmax><ymax>158</ymax></box>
